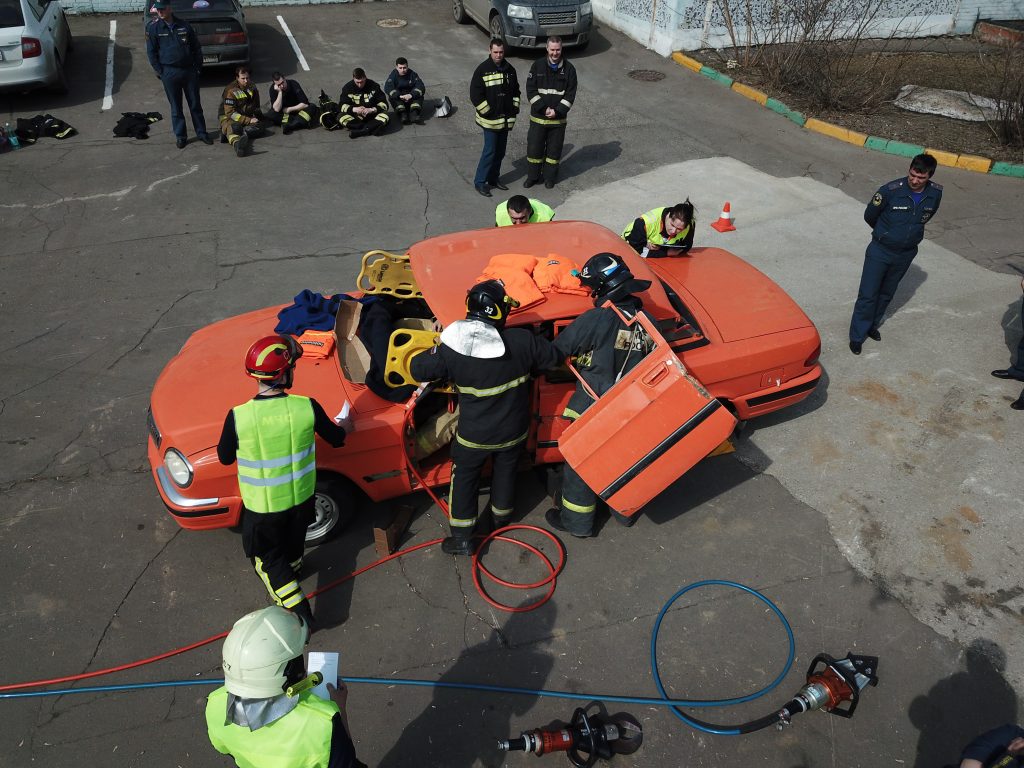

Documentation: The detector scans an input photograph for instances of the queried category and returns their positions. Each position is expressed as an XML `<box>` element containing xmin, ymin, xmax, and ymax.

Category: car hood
<box><xmin>649</xmin><ymin>248</ymin><xmax>814</xmax><ymax>342</ymax></box>
<box><xmin>151</xmin><ymin>306</ymin><xmax>282</xmax><ymax>455</ymax></box>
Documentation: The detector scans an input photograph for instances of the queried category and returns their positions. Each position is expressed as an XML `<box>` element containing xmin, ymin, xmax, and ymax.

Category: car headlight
<box><xmin>580</xmin><ymin>1</ymin><xmax>592</xmax><ymax>14</ymax></box>
<box><xmin>507</xmin><ymin>4</ymin><xmax>533</xmax><ymax>19</ymax></box>
<box><xmin>163</xmin><ymin>449</ymin><xmax>194</xmax><ymax>488</ymax></box>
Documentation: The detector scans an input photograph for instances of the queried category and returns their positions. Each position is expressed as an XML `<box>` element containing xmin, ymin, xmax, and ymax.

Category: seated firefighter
<box><xmin>206</xmin><ymin>606</ymin><xmax>366</xmax><ymax>768</ymax></box>
<box><xmin>266</xmin><ymin>71</ymin><xmax>317</xmax><ymax>134</ymax></box>
<box><xmin>220</xmin><ymin>65</ymin><xmax>266</xmax><ymax>157</ymax></box>
<box><xmin>384</xmin><ymin>57</ymin><xmax>426</xmax><ymax>125</ymax></box>
<box><xmin>495</xmin><ymin>195</ymin><xmax>555</xmax><ymax>226</ymax></box>
<box><xmin>338</xmin><ymin>68</ymin><xmax>390</xmax><ymax>139</ymax></box>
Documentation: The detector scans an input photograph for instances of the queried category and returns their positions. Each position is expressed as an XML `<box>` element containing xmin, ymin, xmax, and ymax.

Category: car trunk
<box><xmin>0</xmin><ymin>0</ymin><xmax>25</xmax><ymax>68</ymax></box>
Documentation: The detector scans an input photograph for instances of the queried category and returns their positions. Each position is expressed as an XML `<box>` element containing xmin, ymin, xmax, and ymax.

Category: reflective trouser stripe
<box><xmin>492</xmin><ymin>506</ymin><xmax>513</xmax><ymax>519</ymax></box>
<box><xmin>290</xmin><ymin>558</ymin><xmax>303</xmax><ymax>572</ymax></box>
<box><xmin>455</xmin><ymin>431</ymin><xmax>527</xmax><ymax>450</ymax></box>
<box><xmin>546</xmin><ymin>158</ymin><xmax>559</xmax><ymax>165</ymax></box>
<box><xmin>447</xmin><ymin>464</ymin><xmax>477</xmax><ymax>528</ymax></box>
<box><xmin>562</xmin><ymin>497</ymin><xmax>595</xmax><ymax>514</ymax></box>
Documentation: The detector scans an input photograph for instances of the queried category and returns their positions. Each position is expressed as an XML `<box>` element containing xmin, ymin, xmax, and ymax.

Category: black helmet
<box><xmin>579</xmin><ymin>253</ymin><xmax>651</xmax><ymax>305</ymax></box>
<box><xmin>466</xmin><ymin>279</ymin><xmax>518</xmax><ymax>327</ymax></box>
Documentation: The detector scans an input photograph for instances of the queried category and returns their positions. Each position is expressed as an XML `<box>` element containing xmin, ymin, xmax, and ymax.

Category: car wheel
<box><xmin>453</xmin><ymin>0</ymin><xmax>468</xmax><ymax>24</ymax></box>
<box><xmin>51</xmin><ymin>52</ymin><xmax>69</xmax><ymax>95</ymax></box>
<box><xmin>489</xmin><ymin>13</ymin><xmax>506</xmax><ymax>43</ymax></box>
<box><xmin>307</xmin><ymin>476</ymin><xmax>355</xmax><ymax>546</ymax></box>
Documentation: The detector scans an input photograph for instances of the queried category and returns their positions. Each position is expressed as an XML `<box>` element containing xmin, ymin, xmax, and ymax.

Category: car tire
<box><xmin>307</xmin><ymin>476</ymin><xmax>356</xmax><ymax>546</ymax></box>
<box><xmin>453</xmin><ymin>0</ymin><xmax>468</xmax><ymax>24</ymax></box>
<box><xmin>489</xmin><ymin>13</ymin><xmax>506</xmax><ymax>43</ymax></box>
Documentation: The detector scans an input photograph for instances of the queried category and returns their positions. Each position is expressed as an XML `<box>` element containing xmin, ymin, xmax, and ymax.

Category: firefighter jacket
<box><xmin>384</xmin><ymin>68</ymin><xmax>425</xmax><ymax>103</ymax></box>
<box><xmin>495</xmin><ymin>198</ymin><xmax>555</xmax><ymax>226</ymax></box>
<box><xmin>526</xmin><ymin>57</ymin><xmax>577</xmax><ymax>125</ymax></box>
<box><xmin>864</xmin><ymin>176</ymin><xmax>942</xmax><ymax>257</ymax></box>
<box><xmin>219</xmin><ymin>80</ymin><xmax>262</xmax><ymax>129</ymax></box>
<box><xmin>145</xmin><ymin>17</ymin><xmax>201</xmax><ymax>74</ymax></box>
<box><xmin>410</xmin><ymin>323</ymin><xmax>560</xmax><ymax>450</ymax></box>
<box><xmin>622</xmin><ymin>207</ymin><xmax>694</xmax><ymax>256</ymax></box>
<box><xmin>206</xmin><ymin>686</ymin><xmax>357</xmax><ymax>768</ymax></box>
<box><xmin>339</xmin><ymin>79</ymin><xmax>388</xmax><ymax>117</ymax></box>
<box><xmin>552</xmin><ymin>296</ymin><xmax>655</xmax><ymax>419</ymax></box>
<box><xmin>470</xmin><ymin>58</ymin><xmax>520</xmax><ymax>131</ymax></box>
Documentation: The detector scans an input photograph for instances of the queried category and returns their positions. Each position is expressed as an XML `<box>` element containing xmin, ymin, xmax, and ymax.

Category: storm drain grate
<box><xmin>376</xmin><ymin>18</ymin><xmax>408</xmax><ymax>28</ymax></box>
<box><xmin>628</xmin><ymin>69</ymin><xmax>666</xmax><ymax>82</ymax></box>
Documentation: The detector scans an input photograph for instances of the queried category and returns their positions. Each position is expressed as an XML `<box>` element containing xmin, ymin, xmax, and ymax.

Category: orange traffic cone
<box><xmin>711</xmin><ymin>201</ymin><xmax>737</xmax><ymax>233</ymax></box>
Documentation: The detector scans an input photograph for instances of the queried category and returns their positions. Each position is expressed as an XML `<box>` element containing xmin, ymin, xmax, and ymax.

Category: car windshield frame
<box><xmin>0</xmin><ymin>0</ymin><xmax>25</xmax><ymax>28</ymax></box>
<box><xmin>657</xmin><ymin>279</ymin><xmax>705</xmax><ymax>342</ymax></box>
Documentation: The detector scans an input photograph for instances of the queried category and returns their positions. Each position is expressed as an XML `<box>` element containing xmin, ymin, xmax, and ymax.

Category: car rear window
<box><xmin>0</xmin><ymin>0</ymin><xmax>25</xmax><ymax>28</ymax></box>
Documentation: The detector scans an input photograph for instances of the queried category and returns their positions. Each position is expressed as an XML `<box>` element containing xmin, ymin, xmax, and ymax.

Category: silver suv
<box><xmin>0</xmin><ymin>0</ymin><xmax>72</xmax><ymax>93</ymax></box>
<box><xmin>453</xmin><ymin>0</ymin><xmax>592</xmax><ymax>49</ymax></box>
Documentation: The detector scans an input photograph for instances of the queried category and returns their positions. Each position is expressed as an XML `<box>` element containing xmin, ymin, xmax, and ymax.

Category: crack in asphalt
<box><xmin>396</xmin><ymin>557</ymin><xmax>449</xmax><ymax>611</ymax></box>
<box><xmin>1</xmin><ymin>320</ymin><xmax>69</xmax><ymax>355</ymax></box>
<box><xmin>0</xmin><ymin>229</ymin><xmax>222</xmax><ymax>261</ymax></box>
<box><xmin>217</xmin><ymin>251</ymin><xmax>361</xmax><ymax>268</ymax></box>
<box><xmin>410</xmin><ymin>158</ymin><xmax>430</xmax><ymax>239</ymax></box>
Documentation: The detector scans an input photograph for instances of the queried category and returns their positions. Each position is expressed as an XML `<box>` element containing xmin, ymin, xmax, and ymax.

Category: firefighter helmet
<box><xmin>466</xmin><ymin>279</ymin><xmax>518</xmax><ymax>328</ymax></box>
<box><xmin>435</xmin><ymin>95</ymin><xmax>453</xmax><ymax>118</ymax></box>
<box><xmin>244</xmin><ymin>335</ymin><xmax>301</xmax><ymax>381</ymax></box>
<box><xmin>221</xmin><ymin>606</ymin><xmax>308</xmax><ymax>699</ymax></box>
<box><xmin>579</xmin><ymin>253</ymin><xmax>651</xmax><ymax>304</ymax></box>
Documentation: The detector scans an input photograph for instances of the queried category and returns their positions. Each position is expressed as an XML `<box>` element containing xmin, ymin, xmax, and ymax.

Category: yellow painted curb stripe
<box><xmin>671</xmin><ymin>52</ymin><xmax>703</xmax><ymax>72</ymax></box>
<box><xmin>955</xmin><ymin>153</ymin><xmax>993</xmax><ymax>173</ymax></box>
<box><xmin>925</xmin><ymin>147</ymin><xmax>960</xmax><ymax>167</ymax></box>
<box><xmin>805</xmin><ymin>118</ymin><xmax>867</xmax><ymax>147</ymax></box>
<box><xmin>731</xmin><ymin>81</ymin><xmax>767</xmax><ymax>105</ymax></box>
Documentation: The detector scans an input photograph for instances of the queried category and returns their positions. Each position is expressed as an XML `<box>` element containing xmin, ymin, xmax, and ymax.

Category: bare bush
<box><xmin>984</xmin><ymin>41</ymin><xmax>1024</xmax><ymax>159</ymax></box>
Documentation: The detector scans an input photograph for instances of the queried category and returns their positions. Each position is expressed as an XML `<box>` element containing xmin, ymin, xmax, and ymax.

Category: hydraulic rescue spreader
<box><xmin>499</xmin><ymin>652</ymin><xmax>879</xmax><ymax>765</ymax></box>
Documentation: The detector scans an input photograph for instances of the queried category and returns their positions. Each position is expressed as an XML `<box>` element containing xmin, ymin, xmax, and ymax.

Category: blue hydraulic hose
<box><xmin>0</xmin><ymin>580</ymin><xmax>797</xmax><ymax>737</ymax></box>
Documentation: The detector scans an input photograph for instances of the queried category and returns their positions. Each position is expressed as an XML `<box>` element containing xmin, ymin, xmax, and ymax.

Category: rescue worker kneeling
<box><xmin>410</xmin><ymin>280</ymin><xmax>560</xmax><ymax>555</ymax></box>
<box><xmin>206</xmin><ymin>606</ymin><xmax>366</xmax><ymax>768</ymax></box>
<box><xmin>547</xmin><ymin>253</ymin><xmax>656</xmax><ymax>538</ymax></box>
<box><xmin>495</xmin><ymin>195</ymin><xmax>555</xmax><ymax>227</ymax></box>
<box><xmin>220</xmin><ymin>65</ymin><xmax>267</xmax><ymax>158</ymax></box>
<box><xmin>218</xmin><ymin>335</ymin><xmax>348</xmax><ymax>629</ymax></box>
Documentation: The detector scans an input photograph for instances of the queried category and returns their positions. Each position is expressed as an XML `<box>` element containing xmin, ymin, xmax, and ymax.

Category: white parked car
<box><xmin>0</xmin><ymin>0</ymin><xmax>72</xmax><ymax>93</ymax></box>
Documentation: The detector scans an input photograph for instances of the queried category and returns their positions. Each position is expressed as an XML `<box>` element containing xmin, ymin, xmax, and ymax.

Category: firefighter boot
<box><xmin>412</xmin><ymin>107</ymin><xmax>424</xmax><ymax>125</ymax></box>
<box><xmin>233</xmin><ymin>132</ymin><xmax>250</xmax><ymax>157</ymax></box>
<box><xmin>441</xmin><ymin>528</ymin><xmax>476</xmax><ymax>556</ymax></box>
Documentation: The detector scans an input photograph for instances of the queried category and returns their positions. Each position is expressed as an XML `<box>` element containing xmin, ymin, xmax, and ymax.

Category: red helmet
<box><xmin>244</xmin><ymin>335</ymin><xmax>300</xmax><ymax>380</ymax></box>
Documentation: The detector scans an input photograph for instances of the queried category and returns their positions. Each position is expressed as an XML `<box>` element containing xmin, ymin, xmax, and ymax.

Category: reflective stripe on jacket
<box><xmin>622</xmin><ymin>207</ymin><xmax>692</xmax><ymax>247</ymax></box>
<box><xmin>470</xmin><ymin>58</ymin><xmax>520</xmax><ymax>131</ymax></box>
<box><xmin>206</xmin><ymin>686</ymin><xmax>337</xmax><ymax>768</ymax></box>
<box><xmin>526</xmin><ymin>56</ymin><xmax>577</xmax><ymax>125</ymax></box>
<box><xmin>233</xmin><ymin>395</ymin><xmax>316</xmax><ymax>514</ymax></box>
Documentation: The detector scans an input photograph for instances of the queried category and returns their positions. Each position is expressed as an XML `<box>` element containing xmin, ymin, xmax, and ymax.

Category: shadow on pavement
<box><xmin>908</xmin><ymin>638</ymin><xmax>1019</xmax><ymax>768</ymax></box>
<box><xmin>880</xmin><ymin>261</ymin><xmax>928</xmax><ymax>326</ymax></box>
<box><xmin>998</xmin><ymin>294</ymin><xmax>1022</xmax><ymax>365</ymax></box>
<box><xmin>379</xmin><ymin>605</ymin><xmax>557</xmax><ymax>768</ymax></box>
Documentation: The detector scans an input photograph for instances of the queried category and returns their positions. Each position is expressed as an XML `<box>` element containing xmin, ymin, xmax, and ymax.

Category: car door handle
<box><xmin>641</xmin><ymin>363</ymin><xmax>668</xmax><ymax>387</ymax></box>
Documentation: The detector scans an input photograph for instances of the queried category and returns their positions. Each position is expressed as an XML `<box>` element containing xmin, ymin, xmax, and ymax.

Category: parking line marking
<box><xmin>102</xmin><ymin>20</ymin><xmax>116</xmax><ymax>111</ymax></box>
<box><xmin>276</xmin><ymin>15</ymin><xmax>310</xmax><ymax>72</ymax></box>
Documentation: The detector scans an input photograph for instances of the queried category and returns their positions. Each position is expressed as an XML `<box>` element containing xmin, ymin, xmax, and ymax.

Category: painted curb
<box><xmin>672</xmin><ymin>55</ymin><xmax>1022</xmax><ymax>178</ymax></box>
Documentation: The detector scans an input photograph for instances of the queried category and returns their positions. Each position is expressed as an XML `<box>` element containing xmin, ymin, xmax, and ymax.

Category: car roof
<box><xmin>408</xmin><ymin>220</ymin><xmax>673</xmax><ymax>326</ymax></box>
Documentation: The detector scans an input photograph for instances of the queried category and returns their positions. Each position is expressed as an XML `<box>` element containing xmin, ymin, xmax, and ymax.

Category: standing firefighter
<box><xmin>218</xmin><ymin>335</ymin><xmax>348</xmax><ymax>628</ymax></box>
<box><xmin>547</xmin><ymin>253</ymin><xmax>655</xmax><ymax>538</ymax></box>
<box><xmin>470</xmin><ymin>38</ymin><xmax>520</xmax><ymax>197</ymax></box>
<box><xmin>524</xmin><ymin>37</ymin><xmax>577</xmax><ymax>190</ymax></box>
<box><xmin>206</xmin><ymin>606</ymin><xmax>366</xmax><ymax>768</ymax></box>
<box><xmin>410</xmin><ymin>280</ymin><xmax>560</xmax><ymax>555</ymax></box>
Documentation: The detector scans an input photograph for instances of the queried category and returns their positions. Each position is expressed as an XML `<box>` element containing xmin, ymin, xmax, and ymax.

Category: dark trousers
<box><xmin>448</xmin><ymin>438</ymin><xmax>523</xmax><ymax>532</ymax></box>
<box><xmin>557</xmin><ymin>461</ymin><xmax>597</xmax><ymax>536</ymax></box>
<box><xmin>526</xmin><ymin>121</ymin><xmax>566</xmax><ymax>183</ymax></box>
<box><xmin>241</xmin><ymin>497</ymin><xmax>313</xmax><ymax>612</ymax></box>
<box><xmin>850</xmin><ymin>240</ymin><xmax>915</xmax><ymax>343</ymax></box>
<box><xmin>474</xmin><ymin>128</ymin><xmax>509</xmax><ymax>187</ymax></box>
<box><xmin>266</xmin><ymin>107</ymin><xmax>316</xmax><ymax>132</ymax></box>
<box><xmin>1011</xmin><ymin>296</ymin><xmax>1024</xmax><ymax>376</ymax></box>
<box><xmin>160</xmin><ymin>65</ymin><xmax>208</xmax><ymax>140</ymax></box>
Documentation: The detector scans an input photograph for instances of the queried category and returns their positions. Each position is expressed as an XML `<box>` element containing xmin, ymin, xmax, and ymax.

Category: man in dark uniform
<box><xmin>849</xmin><ymin>153</ymin><xmax>942</xmax><ymax>354</ymax></box>
<box><xmin>267</xmin><ymin>71</ymin><xmax>316</xmax><ymax>134</ymax></box>
<box><xmin>206</xmin><ymin>606</ymin><xmax>366</xmax><ymax>768</ymax></box>
<box><xmin>384</xmin><ymin>57</ymin><xmax>426</xmax><ymax>125</ymax></box>
<box><xmin>524</xmin><ymin>36</ymin><xmax>577</xmax><ymax>190</ymax></box>
<box><xmin>991</xmin><ymin>276</ymin><xmax>1024</xmax><ymax>410</ymax></box>
<box><xmin>338</xmin><ymin>68</ymin><xmax>390</xmax><ymax>139</ymax></box>
<box><xmin>546</xmin><ymin>253</ymin><xmax>655</xmax><ymax>538</ymax></box>
<box><xmin>958</xmin><ymin>723</ymin><xmax>1024</xmax><ymax>767</ymax></box>
<box><xmin>470</xmin><ymin>39</ymin><xmax>520</xmax><ymax>197</ymax></box>
<box><xmin>219</xmin><ymin>65</ymin><xmax>265</xmax><ymax>157</ymax></box>
<box><xmin>218</xmin><ymin>335</ymin><xmax>348</xmax><ymax>628</ymax></box>
<box><xmin>145</xmin><ymin>0</ymin><xmax>213</xmax><ymax>149</ymax></box>
<box><xmin>410</xmin><ymin>280</ymin><xmax>560</xmax><ymax>555</ymax></box>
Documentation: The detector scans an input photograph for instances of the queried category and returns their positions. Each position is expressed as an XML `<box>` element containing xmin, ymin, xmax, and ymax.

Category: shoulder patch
<box><xmin>871</xmin><ymin>192</ymin><xmax>883</xmax><ymax>206</ymax></box>
<box><xmin>929</xmin><ymin>181</ymin><xmax>943</xmax><ymax>191</ymax></box>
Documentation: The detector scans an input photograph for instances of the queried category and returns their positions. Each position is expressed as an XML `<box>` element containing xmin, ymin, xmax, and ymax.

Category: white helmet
<box><xmin>222</xmin><ymin>606</ymin><xmax>308</xmax><ymax>699</ymax></box>
<box><xmin>435</xmin><ymin>95</ymin><xmax>453</xmax><ymax>118</ymax></box>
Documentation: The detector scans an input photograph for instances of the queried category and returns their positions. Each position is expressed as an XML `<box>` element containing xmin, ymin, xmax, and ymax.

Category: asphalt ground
<box><xmin>1</xmin><ymin>2</ymin><xmax>1023</xmax><ymax>766</ymax></box>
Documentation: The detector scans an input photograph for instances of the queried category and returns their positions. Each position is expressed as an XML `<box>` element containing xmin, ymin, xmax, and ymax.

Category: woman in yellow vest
<box><xmin>218</xmin><ymin>335</ymin><xmax>348</xmax><ymax>630</ymax></box>
<box><xmin>621</xmin><ymin>201</ymin><xmax>696</xmax><ymax>257</ymax></box>
<box><xmin>206</xmin><ymin>606</ymin><xmax>365</xmax><ymax>768</ymax></box>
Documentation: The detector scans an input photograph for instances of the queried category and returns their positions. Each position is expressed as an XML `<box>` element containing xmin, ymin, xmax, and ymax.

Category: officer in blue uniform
<box><xmin>849</xmin><ymin>154</ymin><xmax>942</xmax><ymax>354</ymax></box>
<box><xmin>145</xmin><ymin>0</ymin><xmax>213</xmax><ymax>149</ymax></box>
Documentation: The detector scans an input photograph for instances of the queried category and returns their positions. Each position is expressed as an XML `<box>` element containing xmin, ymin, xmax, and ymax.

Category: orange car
<box><xmin>147</xmin><ymin>222</ymin><xmax>821</xmax><ymax>544</ymax></box>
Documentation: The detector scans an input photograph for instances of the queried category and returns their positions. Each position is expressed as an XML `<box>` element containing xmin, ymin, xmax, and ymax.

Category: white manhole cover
<box><xmin>377</xmin><ymin>18</ymin><xmax>408</xmax><ymax>28</ymax></box>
